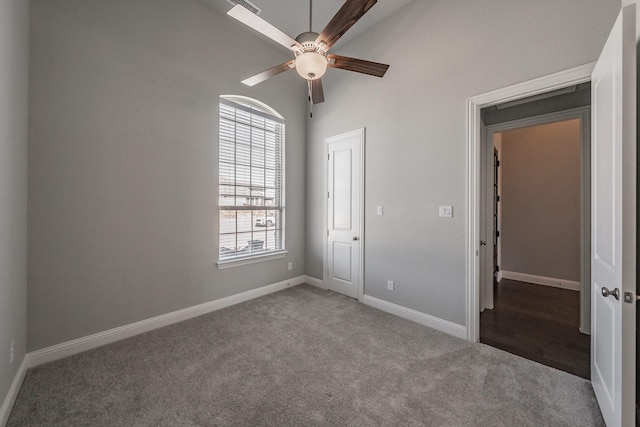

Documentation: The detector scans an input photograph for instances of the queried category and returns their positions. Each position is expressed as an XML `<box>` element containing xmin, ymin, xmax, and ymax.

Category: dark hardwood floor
<box><xmin>480</xmin><ymin>279</ymin><xmax>590</xmax><ymax>379</ymax></box>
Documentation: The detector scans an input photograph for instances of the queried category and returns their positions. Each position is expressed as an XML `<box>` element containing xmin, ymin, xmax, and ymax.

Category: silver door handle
<box><xmin>352</xmin><ymin>236</ymin><xmax>359</xmax><ymax>241</ymax></box>
<box><xmin>601</xmin><ymin>287</ymin><xmax>620</xmax><ymax>300</ymax></box>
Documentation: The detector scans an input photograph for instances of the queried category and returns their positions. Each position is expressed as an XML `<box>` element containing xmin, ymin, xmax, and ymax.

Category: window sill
<box><xmin>217</xmin><ymin>251</ymin><xmax>288</xmax><ymax>270</ymax></box>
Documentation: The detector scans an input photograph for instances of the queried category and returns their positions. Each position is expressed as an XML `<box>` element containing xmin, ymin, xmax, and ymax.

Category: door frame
<box><xmin>466</xmin><ymin>63</ymin><xmax>595</xmax><ymax>341</ymax></box>
<box><xmin>481</xmin><ymin>107</ymin><xmax>591</xmax><ymax>333</ymax></box>
<box><xmin>323</xmin><ymin>128</ymin><xmax>366</xmax><ymax>301</ymax></box>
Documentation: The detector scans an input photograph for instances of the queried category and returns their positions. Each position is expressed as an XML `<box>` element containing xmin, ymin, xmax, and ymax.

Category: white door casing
<box><xmin>467</xmin><ymin>63</ymin><xmax>595</xmax><ymax>342</ymax></box>
<box><xmin>325</xmin><ymin>129</ymin><xmax>364</xmax><ymax>300</ymax></box>
<box><xmin>590</xmin><ymin>5</ymin><xmax>636</xmax><ymax>426</ymax></box>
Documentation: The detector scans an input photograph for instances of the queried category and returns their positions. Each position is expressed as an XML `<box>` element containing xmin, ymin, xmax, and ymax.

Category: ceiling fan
<box><xmin>227</xmin><ymin>0</ymin><xmax>390</xmax><ymax>106</ymax></box>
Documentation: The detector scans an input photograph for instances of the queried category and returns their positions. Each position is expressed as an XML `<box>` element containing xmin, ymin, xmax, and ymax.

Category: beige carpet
<box><xmin>8</xmin><ymin>284</ymin><xmax>604</xmax><ymax>426</ymax></box>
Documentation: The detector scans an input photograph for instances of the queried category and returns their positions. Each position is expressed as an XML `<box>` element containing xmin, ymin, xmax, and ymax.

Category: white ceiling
<box><xmin>199</xmin><ymin>0</ymin><xmax>415</xmax><ymax>50</ymax></box>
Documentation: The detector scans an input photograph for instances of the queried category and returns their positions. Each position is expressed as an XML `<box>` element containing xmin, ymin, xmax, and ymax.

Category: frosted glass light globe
<box><xmin>295</xmin><ymin>52</ymin><xmax>328</xmax><ymax>80</ymax></box>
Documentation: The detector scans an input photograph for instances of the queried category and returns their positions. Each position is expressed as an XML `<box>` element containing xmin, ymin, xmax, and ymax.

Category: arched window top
<box><xmin>220</xmin><ymin>95</ymin><xmax>284</xmax><ymax>121</ymax></box>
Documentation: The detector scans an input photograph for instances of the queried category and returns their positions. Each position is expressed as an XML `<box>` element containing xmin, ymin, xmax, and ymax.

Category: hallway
<box><xmin>480</xmin><ymin>279</ymin><xmax>590</xmax><ymax>379</ymax></box>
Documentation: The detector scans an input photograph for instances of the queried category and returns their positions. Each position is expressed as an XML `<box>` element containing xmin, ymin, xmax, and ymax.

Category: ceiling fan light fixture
<box><xmin>295</xmin><ymin>51</ymin><xmax>328</xmax><ymax>80</ymax></box>
<box><xmin>228</xmin><ymin>0</ymin><xmax>390</xmax><ymax>105</ymax></box>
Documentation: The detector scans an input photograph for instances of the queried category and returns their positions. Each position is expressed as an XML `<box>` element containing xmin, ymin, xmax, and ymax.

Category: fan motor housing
<box><xmin>295</xmin><ymin>31</ymin><xmax>318</xmax><ymax>44</ymax></box>
<box><xmin>295</xmin><ymin>31</ymin><xmax>326</xmax><ymax>54</ymax></box>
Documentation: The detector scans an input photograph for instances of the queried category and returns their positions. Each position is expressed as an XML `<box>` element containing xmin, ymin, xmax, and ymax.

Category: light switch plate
<box><xmin>377</xmin><ymin>205</ymin><xmax>384</xmax><ymax>216</ymax></box>
<box><xmin>439</xmin><ymin>206</ymin><xmax>453</xmax><ymax>218</ymax></box>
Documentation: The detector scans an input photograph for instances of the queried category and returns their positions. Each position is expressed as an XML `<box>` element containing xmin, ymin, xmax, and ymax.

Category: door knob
<box><xmin>352</xmin><ymin>236</ymin><xmax>359</xmax><ymax>241</ymax></box>
<box><xmin>601</xmin><ymin>287</ymin><xmax>620</xmax><ymax>300</ymax></box>
<box><xmin>480</xmin><ymin>240</ymin><xmax>487</xmax><ymax>246</ymax></box>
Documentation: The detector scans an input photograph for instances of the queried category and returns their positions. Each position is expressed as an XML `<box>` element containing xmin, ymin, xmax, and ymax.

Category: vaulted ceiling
<box><xmin>199</xmin><ymin>0</ymin><xmax>415</xmax><ymax>50</ymax></box>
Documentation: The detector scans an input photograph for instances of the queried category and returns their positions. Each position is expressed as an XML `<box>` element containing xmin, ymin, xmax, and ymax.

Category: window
<box><xmin>218</xmin><ymin>96</ymin><xmax>285</xmax><ymax>264</ymax></box>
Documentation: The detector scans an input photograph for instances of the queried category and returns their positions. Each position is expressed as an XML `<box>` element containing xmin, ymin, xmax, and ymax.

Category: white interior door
<box><xmin>591</xmin><ymin>5</ymin><xmax>636</xmax><ymax>426</ymax></box>
<box><xmin>325</xmin><ymin>129</ymin><xmax>363</xmax><ymax>300</ymax></box>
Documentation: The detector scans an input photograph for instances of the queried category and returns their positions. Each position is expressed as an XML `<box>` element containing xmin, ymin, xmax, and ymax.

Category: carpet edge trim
<box><xmin>25</xmin><ymin>276</ymin><xmax>306</xmax><ymax>368</ymax></box>
<box><xmin>362</xmin><ymin>295</ymin><xmax>467</xmax><ymax>339</ymax></box>
<box><xmin>501</xmin><ymin>271</ymin><xmax>580</xmax><ymax>291</ymax></box>
<box><xmin>0</xmin><ymin>357</ymin><xmax>27</xmax><ymax>426</ymax></box>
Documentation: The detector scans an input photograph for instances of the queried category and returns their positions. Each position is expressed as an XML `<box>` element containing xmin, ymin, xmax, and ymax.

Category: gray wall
<box><xmin>500</xmin><ymin>120</ymin><xmax>582</xmax><ymax>281</ymax></box>
<box><xmin>28</xmin><ymin>0</ymin><xmax>308</xmax><ymax>351</ymax></box>
<box><xmin>0</xmin><ymin>0</ymin><xmax>28</xmax><ymax>409</ymax></box>
<box><xmin>305</xmin><ymin>0</ymin><xmax>619</xmax><ymax>325</ymax></box>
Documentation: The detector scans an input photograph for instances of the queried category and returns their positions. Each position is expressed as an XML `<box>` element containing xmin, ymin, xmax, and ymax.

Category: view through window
<box><xmin>218</xmin><ymin>97</ymin><xmax>285</xmax><ymax>262</ymax></box>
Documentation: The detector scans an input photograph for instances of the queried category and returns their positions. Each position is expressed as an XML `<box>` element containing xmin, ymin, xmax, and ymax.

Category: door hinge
<box><xmin>496</xmin><ymin>160</ymin><xmax>500</xmax><ymax>167</ymax></box>
<box><xmin>496</xmin><ymin>195</ymin><xmax>500</xmax><ymax>202</ymax></box>
<box><xmin>327</xmin><ymin>191</ymin><xmax>330</xmax><ymax>198</ymax></box>
<box><xmin>496</xmin><ymin>230</ymin><xmax>500</xmax><ymax>237</ymax></box>
<box><xmin>328</xmin><ymin>153</ymin><xmax>330</xmax><ymax>160</ymax></box>
<box><xmin>327</xmin><ymin>229</ymin><xmax>330</xmax><ymax>237</ymax></box>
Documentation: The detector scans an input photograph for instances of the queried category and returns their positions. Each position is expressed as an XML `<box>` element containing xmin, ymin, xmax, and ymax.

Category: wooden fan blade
<box><xmin>327</xmin><ymin>54</ymin><xmax>389</xmax><ymax>77</ymax></box>
<box><xmin>314</xmin><ymin>0</ymin><xmax>377</xmax><ymax>50</ymax></box>
<box><xmin>241</xmin><ymin>60</ymin><xmax>296</xmax><ymax>87</ymax></box>
<box><xmin>309</xmin><ymin>78</ymin><xmax>325</xmax><ymax>104</ymax></box>
<box><xmin>228</xmin><ymin>5</ymin><xmax>302</xmax><ymax>52</ymax></box>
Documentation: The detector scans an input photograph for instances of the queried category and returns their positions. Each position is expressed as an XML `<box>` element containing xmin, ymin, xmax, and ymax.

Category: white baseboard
<box><xmin>501</xmin><ymin>271</ymin><xmax>580</xmax><ymax>291</ymax></box>
<box><xmin>362</xmin><ymin>295</ymin><xmax>467</xmax><ymax>340</ymax></box>
<box><xmin>304</xmin><ymin>282</ymin><xmax>466</xmax><ymax>340</ymax></box>
<box><xmin>496</xmin><ymin>270</ymin><xmax>503</xmax><ymax>283</ymax></box>
<box><xmin>0</xmin><ymin>357</ymin><xmax>27</xmax><ymax>426</ymax></box>
<box><xmin>26</xmin><ymin>276</ymin><xmax>306</xmax><ymax>368</ymax></box>
<box><xmin>304</xmin><ymin>275</ymin><xmax>325</xmax><ymax>289</ymax></box>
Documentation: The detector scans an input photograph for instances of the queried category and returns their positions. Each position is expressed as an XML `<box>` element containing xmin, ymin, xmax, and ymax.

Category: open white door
<box><xmin>479</xmin><ymin>121</ymin><xmax>490</xmax><ymax>312</ymax></box>
<box><xmin>591</xmin><ymin>4</ymin><xmax>636</xmax><ymax>426</ymax></box>
<box><xmin>325</xmin><ymin>129</ymin><xmax>364</xmax><ymax>300</ymax></box>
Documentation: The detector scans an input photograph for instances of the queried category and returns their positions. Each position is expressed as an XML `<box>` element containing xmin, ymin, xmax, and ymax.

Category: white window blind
<box><xmin>218</xmin><ymin>97</ymin><xmax>285</xmax><ymax>262</ymax></box>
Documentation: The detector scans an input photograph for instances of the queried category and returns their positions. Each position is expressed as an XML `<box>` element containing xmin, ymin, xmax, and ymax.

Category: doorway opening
<box><xmin>466</xmin><ymin>64</ymin><xmax>596</xmax><ymax>346</ymax></box>
<box><xmin>468</xmin><ymin>8</ymin><xmax>636</xmax><ymax>422</ymax></box>
<box><xmin>479</xmin><ymin>100</ymin><xmax>591</xmax><ymax>378</ymax></box>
